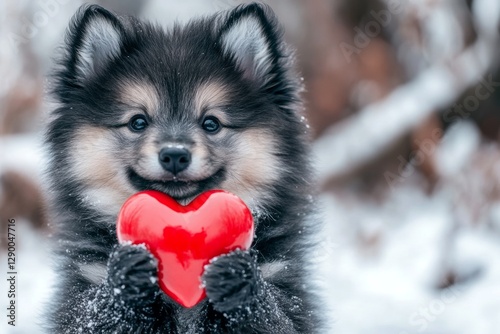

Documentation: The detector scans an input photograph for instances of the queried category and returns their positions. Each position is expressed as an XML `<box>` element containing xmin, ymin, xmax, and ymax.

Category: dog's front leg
<box><xmin>53</xmin><ymin>244</ymin><xmax>178</xmax><ymax>333</ymax></box>
<box><xmin>202</xmin><ymin>249</ymin><xmax>299</xmax><ymax>334</ymax></box>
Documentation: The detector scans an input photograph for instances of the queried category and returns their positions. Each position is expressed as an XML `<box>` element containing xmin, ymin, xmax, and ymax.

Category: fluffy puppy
<box><xmin>45</xmin><ymin>3</ymin><xmax>321</xmax><ymax>333</ymax></box>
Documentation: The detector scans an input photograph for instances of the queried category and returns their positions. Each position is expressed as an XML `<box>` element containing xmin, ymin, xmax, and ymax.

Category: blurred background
<box><xmin>1</xmin><ymin>0</ymin><xmax>500</xmax><ymax>333</ymax></box>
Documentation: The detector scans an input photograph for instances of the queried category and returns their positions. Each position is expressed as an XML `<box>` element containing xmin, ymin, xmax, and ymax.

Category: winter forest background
<box><xmin>1</xmin><ymin>0</ymin><xmax>500</xmax><ymax>333</ymax></box>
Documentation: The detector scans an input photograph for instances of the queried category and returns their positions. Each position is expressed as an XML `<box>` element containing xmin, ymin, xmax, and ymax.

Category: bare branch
<box><xmin>314</xmin><ymin>0</ymin><xmax>500</xmax><ymax>183</ymax></box>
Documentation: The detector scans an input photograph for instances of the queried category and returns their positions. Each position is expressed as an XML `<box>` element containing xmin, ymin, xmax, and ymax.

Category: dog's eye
<box><xmin>202</xmin><ymin>116</ymin><xmax>221</xmax><ymax>133</ymax></box>
<box><xmin>128</xmin><ymin>115</ymin><xmax>148</xmax><ymax>132</ymax></box>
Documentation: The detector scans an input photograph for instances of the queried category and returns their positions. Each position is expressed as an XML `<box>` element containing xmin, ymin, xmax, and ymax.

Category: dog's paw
<box><xmin>202</xmin><ymin>249</ymin><xmax>262</xmax><ymax>313</ymax></box>
<box><xmin>107</xmin><ymin>244</ymin><xmax>159</xmax><ymax>306</ymax></box>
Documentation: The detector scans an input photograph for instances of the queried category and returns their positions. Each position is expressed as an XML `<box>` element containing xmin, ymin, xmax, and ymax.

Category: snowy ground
<box><xmin>318</xmin><ymin>185</ymin><xmax>500</xmax><ymax>334</ymax></box>
<box><xmin>0</xmin><ymin>219</ymin><xmax>55</xmax><ymax>334</ymax></box>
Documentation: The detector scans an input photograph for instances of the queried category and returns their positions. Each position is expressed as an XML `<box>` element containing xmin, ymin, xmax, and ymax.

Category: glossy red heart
<box><xmin>116</xmin><ymin>190</ymin><xmax>254</xmax><ymax>308</ymax></box>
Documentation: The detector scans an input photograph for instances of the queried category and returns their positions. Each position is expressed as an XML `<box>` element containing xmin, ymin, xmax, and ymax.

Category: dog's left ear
<box><xmin>218</xmin><ymin>4</ymin><xmax>289</xmax><ymax>89</ymax></box>
<box><xmin>64</xmin><ymin>5</ymin><xmax>128</xmax><ymax>83</ymax></box>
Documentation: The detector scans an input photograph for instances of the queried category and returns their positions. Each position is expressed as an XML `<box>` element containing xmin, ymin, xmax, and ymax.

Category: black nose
<box><xmin>159</xmin><ymin>147</ymin><xmax>191</xmax><ymax>175</ymax></box>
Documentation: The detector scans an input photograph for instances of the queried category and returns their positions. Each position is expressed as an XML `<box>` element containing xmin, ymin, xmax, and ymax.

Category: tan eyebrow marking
<box><xmin>194</xmin><ymin>81</ymin><xmax>230</xmax><ymax>121</ymax></box>
<box><xmin>120</xmin><ymin>81</ymin><xmax>160</xmax><ymax>115</ymax></box>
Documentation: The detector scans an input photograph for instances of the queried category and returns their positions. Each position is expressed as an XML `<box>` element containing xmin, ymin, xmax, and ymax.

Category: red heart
<box><xmin>116</xmin><ymin>190</ymin><xmax>254</xmax><ymax>308</ymax></box>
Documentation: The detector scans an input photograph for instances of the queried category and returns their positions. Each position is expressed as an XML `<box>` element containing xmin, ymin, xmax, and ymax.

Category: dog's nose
<box><xmin>159</xmin><ymin>147</ymin><xmax>191</xmax><ymax>174</ymax></box>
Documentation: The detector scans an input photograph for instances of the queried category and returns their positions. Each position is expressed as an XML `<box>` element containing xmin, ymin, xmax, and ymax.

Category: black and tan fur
<box><xmin>45</xmin><ymin>3</ymin><xmax>321</xmax><ymax>333</ymax></box>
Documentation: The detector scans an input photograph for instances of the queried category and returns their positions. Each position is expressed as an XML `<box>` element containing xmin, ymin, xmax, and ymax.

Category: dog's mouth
<box><xmin>126</xmin><ymin>167</ymin><xmax>226</xmax><ymax>201</ymax></box>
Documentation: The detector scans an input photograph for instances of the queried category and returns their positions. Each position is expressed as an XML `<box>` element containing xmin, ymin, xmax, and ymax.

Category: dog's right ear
<box><xmin>64</xmin><ymin>5</ymin><xmax>126</xmax><ymax>82</ymax></box>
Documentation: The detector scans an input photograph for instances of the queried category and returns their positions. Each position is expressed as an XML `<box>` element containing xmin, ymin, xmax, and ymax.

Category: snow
<box><xmin>0</xmin><ymin>220</ymin><xmax>55</xmax><ymax>334</ymax></box>
<box><xmin>316</xmin><ymin>180</ymin><xmax>500</xmax><ymax>334</ymax></box>
<box><xmin>0</xmin><ymin>133</ymin><xmax>44</xmax><ymax>179</ymax></box>
<box><xmin>435</xmin><ymin>122</ymin><xmax>481</xmax><ymax>177</ymax></box>
<box><xmin>315</xmin><ymin>0</ymin><xmax>500</xmax><ymax>182</ymax></box>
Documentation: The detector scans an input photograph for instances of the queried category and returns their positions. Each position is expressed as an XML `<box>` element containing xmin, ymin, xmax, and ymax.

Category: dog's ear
<box><xmin>219</xmin><ymin>4</ymin><xmax>285</xmax><ymax>87</ymax></box>
<box><xmin>65</xmin><ymin>5</ymin><xmax>127</xmax><ymax>82</ymax></box>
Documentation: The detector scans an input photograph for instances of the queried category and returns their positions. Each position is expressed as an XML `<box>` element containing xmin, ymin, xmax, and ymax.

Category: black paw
<box><xmin>202</xmin><ymin>249</ymin><xmax>262</xmax><ymax>313</ymax></box>
<box><xmin>107</xmin><ymin>244</ymin><xmax>159</xmax><ymax>306</ymax></box>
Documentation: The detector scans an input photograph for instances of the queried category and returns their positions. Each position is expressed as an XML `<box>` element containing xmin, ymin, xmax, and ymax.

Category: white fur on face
<box><xmin>179</xmin><ymin>132</ymin><xmax>215</xmax><ymax>180</ymax></box>
<box><xmin>221</xmin><ymin>16</ymin><xmax>273</xmax><ymax>83</ymax></box>
<box><xmin>77</xmin><ymin>17</ymin><xmax>122</xmax><ymax>79</ymax></box>
<box><xmin>135</xmin><ymin>135</ymin><xmax>165</xmax><ymax>180</ymax></box>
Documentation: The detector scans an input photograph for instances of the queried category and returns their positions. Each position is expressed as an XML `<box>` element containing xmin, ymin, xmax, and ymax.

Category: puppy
<box><xmin>45</xmin><ymin>3</ymin><xmax>321</xmax><ymax>333</ymax></box>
